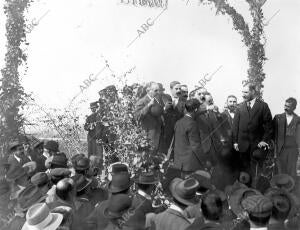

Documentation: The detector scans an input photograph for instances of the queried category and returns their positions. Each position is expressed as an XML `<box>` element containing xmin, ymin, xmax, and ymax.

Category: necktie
<box><xmin>247</xmin><ymin>101</ymin><xmax>251</xmax><ymax>111</ymax></box>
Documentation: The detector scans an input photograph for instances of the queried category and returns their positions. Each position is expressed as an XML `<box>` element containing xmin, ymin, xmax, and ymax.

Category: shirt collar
<box><xmin>14</xmin><ymin>154</ymin><xmax>21</xmax><ymax>163</ymax></box>
<box><xmin>249</xmin><ymin>97</ymin><xmax>256</xmax><ymax>107</ymax></box>
<box><xmin>138</xmin><ymin>190</ymin><xmax>152</xmax><ymax>200</ymax></box>
<box><xmin>185</xmin><ymin>113</ymin><xmax>193</xmax><ymax>118</ymax></box>
<box><xmin>169</xmin><ymin>204</ymin><xmax>184</xmax><ymax>215</ymax></box>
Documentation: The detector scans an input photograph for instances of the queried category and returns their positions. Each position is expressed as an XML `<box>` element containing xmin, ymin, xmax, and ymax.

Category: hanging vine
<box><xmin>0</xmin><ymin>0</ymin><xmax>31</xmax><ymax>155</ymax></box>
<box><xmin>199</xmin><ymin>0</ymin><xmax>267</xmax><ymax>96</ymax></box>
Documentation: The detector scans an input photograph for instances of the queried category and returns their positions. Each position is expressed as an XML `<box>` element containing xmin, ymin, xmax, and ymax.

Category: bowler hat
<box><xmin>74</xmin><ymin>157</ymin><xmax>90</xmax><ymax>171</ymax></box>
<box><xmin>102</xmin><ymin>194</ymin><xmax>132</xmax><ymax>219</ymax></box>
<box><xmin>270</xmin><ymin>174</ymin><xmax>295</xmax><ymax>192</ymax></box>
<box><xmin>17</xmin><ymin>185</ymin><xmax>47</xmax><ymax>211</ymax></box>
<box><xmin>241</xmin><ymin>195</ymin><xmax>273</xmax><ymax>218</ymax></box>
<box><xmin>46</xmin><ymin>154</ymin><xmax>68</xmax><ymax>169</ymax></box>
<box><xmin>22</xmin><ymin>203</ymin><xmax>63</xmax><ymax>230</ymax></box>
<box><xmin>72</xmin><ymin>174</ymin><xmax>92</xmax><ymax>192</ymax></box>
<box><xmin>90</xmin><ymin>102</ymin><xmax>99</xmax><ymax>108</ymax></box>
<box><xmin>170</xmin><ymin>178</ymin><xmax>199</xmax><ymax>206</ymax></box>
<box><xmin>228</xmin><ymin>187</ymin><xmax>261</xmax><ymax>216</ymax></box>
<box><xmin>108</xmin><ymin>172</ymin><xmax>132</xmax><ymax>193</ymax></box>
<box><xmin>134</xmin><ymin>171</ymin><xmax>159</xmax><ymax>185</ymax></box>
<box><xmin>44</xmin><ymin>141</ymin><xmax>59</xmax><ymax>153</ymax></box>
<box><xmin>252</xmin><ymin>147</ymin><xmax>268</xmax><ymax>160</ymax></box>
<box><xmin>50</xmin><ymin>168</ymin><xmax>71</xmax><ymax>180</ymax></box>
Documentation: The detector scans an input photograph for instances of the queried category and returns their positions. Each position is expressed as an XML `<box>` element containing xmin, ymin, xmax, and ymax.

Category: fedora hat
<box><xmin>102</xmin><ymin>194</ymin><xmax>132</xmax><ymax>219</ymax></box>
<box><xmin>228</xmin><ymin>187</ymin><xmax>261</xmax><ymax>216</ymax></box>
<box><xmin>74</xmin><ymin>157</ymin><xmax>90</xmax><ymax>171</ymax></box>
<box><xmin>170</xmin><ymin>178</ymin><xmax>199</xmax><ymax>206</ymax></box>
<box><xmin>31</xmin><ymin>172</ymin><xmax>49</xmax><ymax>186</ymax></box>
<box><xmin>44</xmin><ymin>141</ymin><xmax>59</xmax><ymax>153</ymax></box>
<box><xmin>22</xmin><ymin>203</ymin><xmax>63</xmax><ymax>230</ymax></box>
<box><xmin>134</xmin><ymin>171</ymin><xmax>159</xmax><ymax>185</ymax></box>
<box><xmin>108</xmin><ymin>172</ymin><xmax>132</xmax><ymax>193</ymax></box>
<box><xmin>109</xmin><ymin>162</ymin><xmax>129</xmax><ymax>175</ymax></box>
<box><xmin>270</xmin><ymin>174</ymin><xmax>295</xmax><ymax>192</ymax></box>
<box><xmin>17</xmin><ymin>184</ymin><xmax>47</xmax><ymax>211</ymax></box>
<box><xmin>72</xmin><ymin>174</ymin><xmax>92</xmax><ymax>192</ymax></box>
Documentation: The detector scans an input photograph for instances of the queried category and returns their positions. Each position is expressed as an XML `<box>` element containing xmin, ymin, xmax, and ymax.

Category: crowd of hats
<box><xmin>0</xmin><ymin>138</ymin><xmax>300</xmax><ymax>230</ymax></box>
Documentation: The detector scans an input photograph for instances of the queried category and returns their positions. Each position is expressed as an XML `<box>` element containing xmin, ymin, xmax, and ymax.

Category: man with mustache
<box><xmin>273</xmin><ymin>97</ymin><xmax>300</xmax><ymax>179</ymax></box>
<box><xmin>180</xmin><ymin>85</ymin><xmax>189</xmax><ymax>102</ymax></box>
<box><xmin>232</xmin><ymin>83</ymin><xmax>273</xmax><ymax>176</ymax></box>
<box><xmin>223</xmin><ymin>95</ymin><xmax>238</xmax><ymax>128</ymax></box>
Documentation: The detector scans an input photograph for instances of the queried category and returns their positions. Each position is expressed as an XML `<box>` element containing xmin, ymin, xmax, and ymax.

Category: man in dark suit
<box><xmin>273</xmin><ymin>97</ymin><xmax>300</xmax><ymax>179</ymax></box>
<box><xmin>174</xmin><ymin>99</ymin><xmax>205</xmax><ymax>174</ymax></box>
<box><xmin>134</xmin><ymin>82</ymin><xmax>163</xmax><ymax>152</ymax></box>
<box><xmin>7</xmin><ymin>141</ymin><xmax>31</xmax><ymax>169</ymax></box>
<box><xmin>84</xmin><ymin>102</ymin><xmax>104</xmax><ymax>158</ymax></box>
<box><xmin>233</xmin><ymin>83</ymin><xmax>273</xmax><ymax>175</ymax></box>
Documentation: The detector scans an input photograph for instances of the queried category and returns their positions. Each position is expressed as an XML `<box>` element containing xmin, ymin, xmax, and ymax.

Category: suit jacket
<box><xmin>273</xmin><ymin>113</ymin><xmax>300</xmax><ymax>153</ymax></box>
<box><xmin>151</xmin><ymin>208</ymin><xmax>191</xmax><ymax>230</ymax></box>
<box><xmin>7</xmin><ymin>154</ymin><xmax>30</xmax><ymax>169</ymax></box>
<box><xmin>174</xmin><ymin>115</ymin><xmax>204</xmax><ymax>171</ymax></box>
<box><xmin>222</xmin><ymin>110</ymin><xmax>235</xmax><ymax>128</ymax></box>
<box><xmin>232</xmin><ymin>99</ymin><xmax>273</xmax><ymax>152</ymax></box>
<box><xmin>134</xmin><ymin>95</ymin><xmax>163</xmax><ymax>131</ymax></box>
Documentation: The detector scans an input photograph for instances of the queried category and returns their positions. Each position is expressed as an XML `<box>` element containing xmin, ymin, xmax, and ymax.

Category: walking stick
<box><xmin>166</xmin><ymin>135</ymin><xmax>174</xmax><ymax>161</ymax></box>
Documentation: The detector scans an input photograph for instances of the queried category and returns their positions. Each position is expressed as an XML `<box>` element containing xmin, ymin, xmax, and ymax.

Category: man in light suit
<box><xmin>134</xmin><ymin>82</ymin><xmax>164</xmax><ymax>152</ymax></box>
<box><xmin>174</xmin><ymin>99</ymin><xmax>205</xmax><ymax>174</ymax></box>
<box><xmin>233</xmin><ymin>83</ymin><xmax>273</xmax><ymax>175</ymax></box>
<box><xmin>273</xmin><ymin>97</ymin><xmax>300</xmax><ymax>179</ymax></box>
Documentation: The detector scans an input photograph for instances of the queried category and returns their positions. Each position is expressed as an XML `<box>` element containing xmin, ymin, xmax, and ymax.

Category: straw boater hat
<box><xmin>22</xmin><ymin>203</ymin><xmax>63</xmax><ymax>230</ymax></box>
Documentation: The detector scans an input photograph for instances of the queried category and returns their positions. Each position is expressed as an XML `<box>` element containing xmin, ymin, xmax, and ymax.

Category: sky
<box><xmin>0</xmin><ymin>0</ymin><xmax>299</xmax><ymax>131</ymax></box>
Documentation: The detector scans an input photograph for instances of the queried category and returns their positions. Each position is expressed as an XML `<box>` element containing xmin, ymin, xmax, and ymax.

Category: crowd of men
<box><xmin>0</xmin><ymin>81</ymin><xmax>299</xmax><ymax>230</ymax></box>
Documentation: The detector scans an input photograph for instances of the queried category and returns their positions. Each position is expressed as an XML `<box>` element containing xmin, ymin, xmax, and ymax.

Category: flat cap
<box><xmin>241</xmin><ymin>195</ymin><xmax>273</xmax><ymax>218</ymax></box>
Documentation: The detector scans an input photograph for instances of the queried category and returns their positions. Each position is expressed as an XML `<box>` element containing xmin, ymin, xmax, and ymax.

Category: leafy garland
<box><xmin>200</xmin><ymin>0</ymin><xmax>267</xmax><ymax>96</ymax></box>
<box><xmin>0</xmin><ymin>0</ymin><xmax>31</xmax><ymax>155</ymax></box>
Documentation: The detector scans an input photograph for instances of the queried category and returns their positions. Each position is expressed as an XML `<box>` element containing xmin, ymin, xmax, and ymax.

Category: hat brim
<box><xmin>22</xmin><ymin>213</ymin><xmax>63</xmax><ymax>230</ymax></box>
<box><xmin>107</xmin><ymin>180</ymin><xmax>133</xmax><ymax>194</ymax></box>
<box><xmin>270</xmin><ymin>175</ymin><xmax>295</xmax><ymax>192</ymax></box>
<box><xmin>170</xmin><ymin>180</ymin><xmax>198</xmax><ymax>206</ymax></box>
<box><xmin>134</xmin><ymin>177</ymin><xmax>159</xmax><ymax>185</ymax></box>
<box><xmin>18</xmin><ymin>194</ymin><xmax>47</xmax><ymax>211</ymax></box>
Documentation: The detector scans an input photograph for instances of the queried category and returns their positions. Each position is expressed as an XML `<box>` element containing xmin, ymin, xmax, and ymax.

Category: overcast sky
<box><xmin>0</xmin><ymin>0</ymin><xmax>299</xmax><ymax>128</ymax></box>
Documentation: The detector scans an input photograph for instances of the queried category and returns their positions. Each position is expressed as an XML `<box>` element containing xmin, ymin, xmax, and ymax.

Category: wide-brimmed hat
<box><xmin>134</xmin><ymin>171</ymin><xmax>159</xmax><ymax>185</ymax></box>
<box><xmin>102</xmin><ymin>194</ymin><xmax>132</xmax><ymax>219</ymax></box>
<box><xmin>44</xmin><ymin>141</ymin><xmax>59</xmax><ymax>153</ymax></box>
<box><xmin>17</xmin><ymin>185</ymin><xmax>47</xmax><ymax>211</ymax></box>
<box><xmin>228</xmin><ymin>187</ymin><xmax>261</xmax><ymax>216</ymax></box>
<box><xmin>6</xmin><ymin>165</ymin><xmax>28</xmax><ymax>182</ymax></box>
<box><xmin>189</xmin><ymin>170</ymin><xmax>213</xmax><ymax>193</ymax></box>
<box><xmin>108</xmin><ymin>172</ymin><xmax>132</xmax><ymax>193</ymax></box>
<box><xmin>264</xmin><ymin>187</ymin><xmax>293</xmax><ymax>217</ymax></box>
<box><xmin>9</xmin><ymin>140</ymin><xmax>23</xmax><ymax>150</ymax></box>
<box><xmin>31</xmin><ymin>172</ymin><xmax>49</xmax><ymax>186</ymax></box>
<box><xmin>72</xmin><ymin>174</ymin><xmax>92</xmax><ymax>192</ymax></box>
<box><xmin>170</xmin><ymin>177</ymin><xmax>199</xmax><ymax>206</ymax></box>
<box><xmin>74</xmin><ymin>157</ymin><xmax>90</xmax><ymax>171</ymax></box>
<box><xmin>270</xmin><ymin>174</ymin><xmax>295</xmax><ymax>192</ymax></box>
<box><xmin>22</xmin><ymin>203</ymin><xmax>63</xmax><ymax>230</ymax></box>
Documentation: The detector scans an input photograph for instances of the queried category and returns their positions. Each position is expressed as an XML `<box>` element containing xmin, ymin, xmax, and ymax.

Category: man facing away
<box><xmin>273</xmin><ymin>97</ymin><xmax>300</xmax><ymax>179</ymax></box>
<box><xmin>174</xmin><ymin>98</ymin><xmax>205</xmax><ymax>174</ymax></box>
<box><xmin>232</xmin><ymin>83</ymin><xmax>273</xmax><ymax>175</ymax></box>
